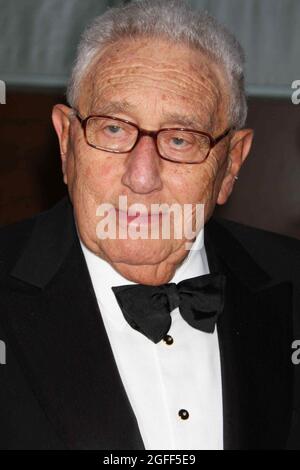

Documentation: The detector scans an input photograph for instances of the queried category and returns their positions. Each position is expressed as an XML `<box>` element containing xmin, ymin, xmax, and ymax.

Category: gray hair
<box><xmin>67</xmin><ymin>0</ymin><xmax>247</xmax><ymax>129</ymax></box>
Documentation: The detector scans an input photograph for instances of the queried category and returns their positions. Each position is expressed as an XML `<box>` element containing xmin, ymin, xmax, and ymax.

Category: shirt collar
<box><xmin>79</xmin><ymin>228</ymin><xmax>209</xmax><ymax>330</ymax></box>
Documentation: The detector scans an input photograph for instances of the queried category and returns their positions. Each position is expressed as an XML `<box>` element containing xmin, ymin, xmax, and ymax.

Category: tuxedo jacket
<box><xmin>0</xmin><ymin>196</ymin><xmax>300</xmax><ymax>450</ymax></box>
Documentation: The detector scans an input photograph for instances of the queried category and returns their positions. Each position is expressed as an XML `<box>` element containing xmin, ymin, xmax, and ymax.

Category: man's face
<box><xmin>53</xmin><ymin>38</ymin><xmax>253</xmax><ymax>284</ymax></box>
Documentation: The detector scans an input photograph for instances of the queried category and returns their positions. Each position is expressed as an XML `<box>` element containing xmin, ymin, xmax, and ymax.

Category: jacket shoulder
<box><xmin>0</xmin><ymin>198</ymin><xmax>69</xmax><ymax>274</ymax></box>
<box><xmin>0</xmin><ymin>215</ymin><xmax>36</xmax><ymax>271</ymax></box>
<box><xmin>212</xmin><ymin>216</ymin><xmax>300</xmax><ymax>280</ymax></box>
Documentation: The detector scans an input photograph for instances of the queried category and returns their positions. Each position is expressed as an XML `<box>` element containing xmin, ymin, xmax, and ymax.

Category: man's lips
<box><xmin>114</xmin><ymin>208</ymin><xmax>167</xmax><ymax>225</ymax></box>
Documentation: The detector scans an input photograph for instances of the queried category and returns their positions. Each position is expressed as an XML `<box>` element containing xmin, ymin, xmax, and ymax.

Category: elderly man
<box><xmin>0</xmin><ymin>0</ymin><xmax>300</xmax><ymax>450</ymax></box>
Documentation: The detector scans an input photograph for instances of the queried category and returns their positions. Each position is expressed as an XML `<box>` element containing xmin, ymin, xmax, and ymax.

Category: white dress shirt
<box><xmin>79</xmin><ymin>230</ymin><xmax>223</xmax><ymax>450</ymax></box>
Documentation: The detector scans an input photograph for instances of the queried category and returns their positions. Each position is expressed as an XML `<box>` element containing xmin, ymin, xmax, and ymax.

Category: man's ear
<box><xmin>52</xmin><ymin>104</ymin><xmax>73</xmax><ymax>184</ymax></box>
<box><xmin>217</xmin><ymin>128</ymin><xmax>254</xmax><ymax>205</ymax></box>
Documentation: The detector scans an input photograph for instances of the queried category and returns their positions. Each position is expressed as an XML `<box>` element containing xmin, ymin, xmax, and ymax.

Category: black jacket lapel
<box><xmin>5</xmin><ymin>197</ymin><xmax>145</xmax><ymax>450</ymax></box>
<box><xmin>205</xmin><ymin>218</ymin><xmax>294</xmax><ymax>449</ymax></box>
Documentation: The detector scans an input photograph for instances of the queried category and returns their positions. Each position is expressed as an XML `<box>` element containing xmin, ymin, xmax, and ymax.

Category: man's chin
<box><xmin>97</xmin><ymin>238</ymin><xmax>184</xmax><ymax>267</ymax></box>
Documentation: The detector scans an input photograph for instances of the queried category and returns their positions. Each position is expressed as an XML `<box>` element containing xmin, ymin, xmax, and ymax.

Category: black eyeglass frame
<box><xmin>74</xmin><ymin>111</ymin><xmax>233</xmax><ymax>164</ymax></box>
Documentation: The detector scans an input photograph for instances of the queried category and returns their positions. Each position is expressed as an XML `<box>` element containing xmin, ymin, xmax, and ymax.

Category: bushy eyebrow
<box><xmin>91</xmin><ymin>100</ymin><xmax>207</xmax><ymax>130</ymax></box>
<box><xmin>161</xmin><ymin>111</ymin><xmax>204</xmax><ymax>129</ymax></box>
<box><xmin>92</xmin><ymin>100</ymin><xmax>133</xmax><ymax>116</ymax></box>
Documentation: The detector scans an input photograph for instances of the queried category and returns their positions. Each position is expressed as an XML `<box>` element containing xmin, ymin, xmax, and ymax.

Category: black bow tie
<box><xmin>112</xmin><ymin>273</ymin><xmax>226</xmax><ymax>343</ymax></box>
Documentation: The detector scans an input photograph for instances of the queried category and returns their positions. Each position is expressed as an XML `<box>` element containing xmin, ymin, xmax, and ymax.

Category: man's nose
<box><xmin>121</xmin><ymin>135</ymin><xmax>163</xmax><ymax>194</ymax></box>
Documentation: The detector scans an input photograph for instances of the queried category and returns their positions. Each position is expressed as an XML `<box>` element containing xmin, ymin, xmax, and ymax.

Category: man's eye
<box><xmin>171</xmin><ymin>137</ymin><xmax>188</xmax><ymax>147</ymax></box>
<box><xmin>106</xmin><ymin>125</ymin><xmax>122</xmax><ymax>134</ymax></box>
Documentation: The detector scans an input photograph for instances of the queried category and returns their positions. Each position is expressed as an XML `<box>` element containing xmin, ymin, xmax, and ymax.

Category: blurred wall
<box><xmin>1</xmin><ymin>0</ymin><xmax>299</xmax><ymax>95</ymax></box>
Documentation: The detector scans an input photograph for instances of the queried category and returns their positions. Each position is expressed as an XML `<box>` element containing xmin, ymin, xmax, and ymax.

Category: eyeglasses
<box><xmin>74</xmin><ymin>111</ymin><xmax>232</xmax><ymax>164</ymax></box>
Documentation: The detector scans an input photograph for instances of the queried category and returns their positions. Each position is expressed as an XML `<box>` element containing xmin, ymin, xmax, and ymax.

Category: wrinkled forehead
<box><xmin>77</xmin><ymin>37</ymin><xmax>230</xmax><ymax>131</ymax></box>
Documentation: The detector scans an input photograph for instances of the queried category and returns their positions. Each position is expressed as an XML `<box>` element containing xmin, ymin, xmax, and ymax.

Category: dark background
<box><xmin>0</xmin><ymin>89</ymin><xmax>299</xmax><ymax>239</ymax></box>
